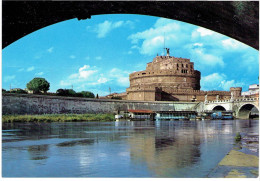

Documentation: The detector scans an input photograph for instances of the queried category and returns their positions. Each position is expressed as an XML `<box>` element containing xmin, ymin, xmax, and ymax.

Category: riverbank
<box><xmin>208</xmin><ymin>132</ymin><xmax>259</xmax><ymax>178</ymax></box>
<box><xmin>2</xmin><ymin>113</ymin><xmax>115</xmax><ymax>123</ymax></box>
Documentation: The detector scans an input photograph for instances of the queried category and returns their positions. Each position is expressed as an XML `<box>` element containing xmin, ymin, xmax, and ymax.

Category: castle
<box><xmin>123</xmin><ymin>49</ymin><xmax>242</xmax><ymax>102</ymax></box>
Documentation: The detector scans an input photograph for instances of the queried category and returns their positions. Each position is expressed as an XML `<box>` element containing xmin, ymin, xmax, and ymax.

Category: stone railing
<box><xmin>206</xmin><ymin>97</ymin><xmax>259</xmax><ymax>104</ymax></box>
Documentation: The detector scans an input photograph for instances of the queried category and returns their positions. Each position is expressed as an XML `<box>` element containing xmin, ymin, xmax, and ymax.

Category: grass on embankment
<box><xmin>2</xmin><ymin>113</ymin><xmax>115</xmax><ymax>123</ymax></box>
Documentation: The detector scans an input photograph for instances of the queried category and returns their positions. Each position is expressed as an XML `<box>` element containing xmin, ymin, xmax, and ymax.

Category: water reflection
<box><xmin>2</xmin><ymin>120</ymin><xmax>258</xmax><ymax>177</ymax></box>
<box><xmin>127</xmin><ymin>121</ymin><xmax>201</xmax><ymax>177</ymax></box>
<box><xmin>27</xmin><ymin>144</ymin><xmax>49</xmax><ymax>160</ymax></box>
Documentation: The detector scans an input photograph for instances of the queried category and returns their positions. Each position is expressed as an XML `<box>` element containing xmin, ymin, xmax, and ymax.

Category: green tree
<box><xmin>96</xmin><ymin>94</ymin><xmax>99</xmax><ymax>99</ymax></box>
<box><xmin>80</xmin><ymin>91</ymin><xmax>95</xmax><ymax>98</ymax></box>
<box><xmin>56</xmin><ymin>89</ymin><xmax>76</xmax><ymax>97</ymax></box>
<box><xmin>10</xmin><ymin>88</ymin><xmax>27</xmax><ymax>94</ymax></box>
<box><xmin>26</xmin><ymin>78</ymin><xmax>50</xmax><ymax>93</ymax></box>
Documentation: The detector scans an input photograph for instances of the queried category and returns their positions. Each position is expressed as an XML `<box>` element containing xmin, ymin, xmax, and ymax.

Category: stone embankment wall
<box><xmin>2</xmin><ymin>94</ymin><xmax>199</xmax><ymax>115</ymax></box>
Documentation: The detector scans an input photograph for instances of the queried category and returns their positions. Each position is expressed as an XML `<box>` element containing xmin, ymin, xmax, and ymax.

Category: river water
<box><xmin>2</xmin><ymin>119</ymin><xmax>258</xmax><ymax>177</ymax></box>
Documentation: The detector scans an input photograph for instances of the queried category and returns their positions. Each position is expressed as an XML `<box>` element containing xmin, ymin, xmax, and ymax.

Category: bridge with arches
<box><xmin>203</xmin><ymin>97</ymin><xmax>259</xmax><ymax>119</ymax></box>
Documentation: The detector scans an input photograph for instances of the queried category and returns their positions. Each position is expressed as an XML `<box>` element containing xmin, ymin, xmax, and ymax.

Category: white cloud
<box><xmin>78</xmin><ymin>65</ymin><xmax>97</xmax><ymax>79</ymax></box>
<box><xmin>95</xmin><ymin>56</ymin><xmax>102</xmax><ymax>60</ymax></box>
<box><xmin>128</xmin><ymin>18</ymin><xmax>190</xmax><ymax>55</ymax></box>
<box><xmin>59</xmin><ymin>65</ymin><xmax>101</xmax><ymax>87</ymax></box>
<box><xmin>96</xmin><ymin>20</ymin><xmax>124</xmax><ymax>38</ymax></box>
<box><xmin>191</xmin><ymin>48</ymin><xmax>224</xmax><ymax>67</ymax></box>
<box><xmin>220</xmin><ymin>80</ymin><xmax>244</xmax><ymax>91</ymax></box>
<box><xmin>70</xmin><ymin>55</ymin><xmax>76</xmax><ymax>59</ymax></box>
<box><xmin>4</xmin><ymin>75</ymin><xmax>16</xmax><ymax>82</ymax></box>
<box><xmin>221</xmin><ymin>38</ymin><xmax>247</xmax><ymax>50</ymax></box>
<box><xmin>18</xmin><ymin>68</ymin><xmax>24</xmax><ymax>72</ymax></box>
<box><xmin>47</xmin><ymin>47</ymin><xmax>54</xmax><ymax>53</ymax></box>
<box><xmin>27</xmin><ymin>66</ymin><xmax>35</xmax><ymax>72</ymax></box>
<box><xmin>193</xmin><ymin>43</ymin><xmax>203</xmax><ymax>47</ymax></box>
<box><xmin>117</xmin><ymin>77</ymin><xmax>129</xmax><ymax>87</ymax></box>
<box><xmin>191</xmin><ymin>27</ymin><xmax>222</xmax><ymax>41</ymax></box>
<box><xmin>196</xmin><ymin>27</ymin><xmax>214</xmax><ymax>36</ymax></box>
<box><xmin>201</xmin><ymin>73</ymin><xmax>244</xmax><ymax>91</ymax></box>
<box><xmin>97</xmin><ymin>77</ymin><xmax>108</xmax><ymax>84</ymax></box>
<box><xmin>239</xmin><ymin>52</ymin><xmax>259</xmax><ymax>73</ymax></box>
<box><xmin>109</xmin><ymin>68</ymin><xmax>130</xmax><ymax>87</ymax></box>
<box><xmin>35</xmin><ymin>72</ymin><xmax>44</xmax><ymax>76</ymax></box>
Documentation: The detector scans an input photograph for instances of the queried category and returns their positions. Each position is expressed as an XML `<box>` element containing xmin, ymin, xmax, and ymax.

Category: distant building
<box><xmin>106</xmin><ymin>49</ymin><xmax>246</xmax><ymax>102</ymax></box>
<box><xmin>124</xmin><ymin>49</ymin><xmax>242</xmax><ymax>102</ymax></box>
<box><xmin>101</xmin><ymin>92</ymin><xmax>127</xmax><ymax>100</ymax></box>
<box><xmin>242</xmin><ymin>84</ymin><xmax>259</xmax><ymax>96</ymax></box>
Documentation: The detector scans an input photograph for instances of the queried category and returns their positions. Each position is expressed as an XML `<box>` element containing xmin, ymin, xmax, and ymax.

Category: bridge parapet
<box><xmin>206</xmin><ymin>97</ymin><xmax>259</xmax><ymax>104</ymax></box>
<box><xmin>234</xmin><ymin>97</ymin><xmax>259</xmax><ymax>102</ymax></box>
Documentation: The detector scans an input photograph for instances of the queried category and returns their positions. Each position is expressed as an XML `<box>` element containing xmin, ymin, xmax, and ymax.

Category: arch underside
<box><xmin>238</xmin><ymin>104</ymin><xmax>259</xmax><ymax>119</ymax></box>
<box><xmin>2</xmin><ymin>1</ymin><xmax>259</xmax><ymax>49</ymax></box>
<box><xmin>212</xmin><ymin>105</ymin><xmax>226</xmax><ymax>111</ymax></box>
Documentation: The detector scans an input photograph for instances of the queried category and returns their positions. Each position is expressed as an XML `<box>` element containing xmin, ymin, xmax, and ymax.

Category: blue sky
<box><xmin>2</xmin><ymin>14</ymin><xmax>259</xmax><ymax>96</ymax></box>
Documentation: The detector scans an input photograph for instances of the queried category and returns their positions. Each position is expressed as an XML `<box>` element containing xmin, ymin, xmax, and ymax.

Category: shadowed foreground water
<box><xmin>2</xmin><ymin>119</ymin><xmax>258</xmax><ymax>177</ymax></box>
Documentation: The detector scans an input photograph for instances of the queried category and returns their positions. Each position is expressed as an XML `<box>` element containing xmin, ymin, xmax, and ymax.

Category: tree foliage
<box><xmin>56</xmin><ymin>89</ymin><xmax>95</xmax><ymax>98</ymax></box>
<box><xmin>10</xmin><ymin>88</ymin><xmax>27</xmax><ymax>94</ymax></box>
<box><xmin>56</xmin><ymin>89</ymin><xmax>76</xmax><ymax>96</ymax></box>
<box><xmin>26</xmin><ymin>78</ymin><xmax>50</xmax><ymax>93</ymax></box>
<box><xmin>79</xmin><ymin>91</ymin><xmax>95</xmax><ymax>98</ymax></box>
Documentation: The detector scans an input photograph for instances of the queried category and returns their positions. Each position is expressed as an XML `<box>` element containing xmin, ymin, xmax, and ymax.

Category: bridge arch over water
<box><xmin>212</xmin><ymin>105</ymin><xmax>226</xmax><ymax>111</ymax></box>
<box><xmin>2</xmin><ymin>1</ymin><xmax>259</xmax><ymax>49</ymax></box>
<box><xmin>237</xmin><ymin>103</ymin><xmax>259</xmax><ymax>120</ymax></box>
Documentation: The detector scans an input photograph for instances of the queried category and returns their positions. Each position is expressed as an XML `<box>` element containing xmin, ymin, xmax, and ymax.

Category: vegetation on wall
<box><xmin>56</xmin><ymin>89</ymin><xmax>95</xmax><ymax>98</ymax></box>
<box><xmin>10</xmin><ymin>88</ymin><xmax>27</xmax><ymax>94</ymax></box>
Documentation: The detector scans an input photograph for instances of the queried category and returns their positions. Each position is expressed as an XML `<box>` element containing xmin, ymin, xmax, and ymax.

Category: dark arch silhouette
<box><xmin>238</xmin><ymin>104</ymin><xmax>259</xmax><ymax>119</ymax></box>
<box><xmin>2</xmin><ymin>1</ymin><xmax>259</xmax><ymax>49</ymax></box>
<box><xmin>212</xmin><ymin>105</ymin><xmax>226</xmax><ymax>111</ymax></box>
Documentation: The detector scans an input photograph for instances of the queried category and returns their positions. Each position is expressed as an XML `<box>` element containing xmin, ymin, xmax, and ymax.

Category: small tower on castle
<box><xmin>165</xmin><ymin>48</ymin><xmax>170</xmax><ymax>57</ymax></box>
<box><xmin>230</xmin><ymin>87</ymin><xmax>242</xmax><ymax>98</ymax></box>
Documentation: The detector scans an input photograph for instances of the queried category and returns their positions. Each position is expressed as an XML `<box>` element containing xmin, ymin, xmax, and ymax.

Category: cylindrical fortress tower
<box><xmin>126</xmin><ymin>55</ymin><xmax>201</xmax><ymax>101</ymax></box>
<box><xmin>129</xmin><ymin>56</ymin><xmax>201</xmax><ymax>90</ymax></box>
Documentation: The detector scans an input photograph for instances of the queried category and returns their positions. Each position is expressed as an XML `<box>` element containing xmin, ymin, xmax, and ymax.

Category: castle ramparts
<box><xmin>126</xmin><ymin>50</ymin><xmax>241</xmax><ymax>102</ymax></box>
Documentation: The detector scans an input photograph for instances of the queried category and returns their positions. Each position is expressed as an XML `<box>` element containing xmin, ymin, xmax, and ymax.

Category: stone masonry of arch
<box><xmin>2</xmin><ymin>1</ymin><xmax>259</xmax><ymax>49</ymax></box>
<box><xmin>202</xmin><ymin>97</ymin><xmax>259</xmax><ymax>118</ymax></box>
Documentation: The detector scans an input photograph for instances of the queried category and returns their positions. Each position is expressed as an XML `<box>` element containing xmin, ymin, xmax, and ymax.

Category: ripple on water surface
<box><xmin>2</xmin><ymin>119</ymin><xmax>258</xmax><ymax>177</ymax></box>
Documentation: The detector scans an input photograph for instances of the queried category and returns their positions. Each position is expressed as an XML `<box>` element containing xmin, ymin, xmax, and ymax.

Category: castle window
<box><xmin>186</xmin><ymin>64</ymin><xmax>188</xmax><ymax>68</ymax></box>
<box><xmin>182</xmin><ymin>64</ymin><xmax>183</xmax><ymax>67</ymax></box>
<box><xmin>142</xmin><ymin>73</ymin><xmax>146</xmax><ymax>75</ymax></box>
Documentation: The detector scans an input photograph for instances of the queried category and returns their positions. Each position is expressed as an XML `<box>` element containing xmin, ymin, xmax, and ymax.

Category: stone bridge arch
<box><xmin>237</xmin><ymin>103</ymin><xmax>259</xmax><ymax>119</ymax></box>
<box><xmin>212</xmin><ymin>105</ymin><xmax>226</xmax><ymax>111</ymax></box>
<box><xmin>2</xmin><ymin>1</ymin><xmax>259</xmax><ymax>49</ymax></box>
<box><xmin>203</xmin><ymin>102</ymin><xmax>231</xmax><ymax>112</ymax></box>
